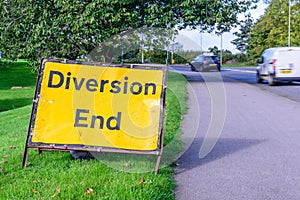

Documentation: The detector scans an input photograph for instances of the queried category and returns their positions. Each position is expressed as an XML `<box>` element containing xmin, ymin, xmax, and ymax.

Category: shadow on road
<box><xmin>176</xmin><ymin>137</ymin><xmax>267</xmax><ymax>174</ymax></box>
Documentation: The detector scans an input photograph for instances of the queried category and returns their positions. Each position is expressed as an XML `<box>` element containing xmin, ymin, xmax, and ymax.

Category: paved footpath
<box><xmin>174</xmin><ymin>72</ymin><xmax>300</xmax><ymax>200</ymax></box>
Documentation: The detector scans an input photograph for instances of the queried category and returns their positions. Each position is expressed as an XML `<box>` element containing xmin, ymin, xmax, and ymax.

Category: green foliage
<box><xmin>114</xmin><ymin>49</ymin><xmax>189</xmax><ymax>64</ymax></box>
<box><xmin>91</xmin><ymin>28</ymin><xmax>177</xmax><ymax>64</ymax></box>
<box><xmin>142</xmin><ymin>49</ymin><xmax>189</xmax><ymax>64</ymax></box>
<box><xmin>247</xmin><ymin>0</ymin><xmax>300</xmax><ymax>62</ymax></box>
<box><xmin>230</xmin><ymin>53</ymin><xmax>251</xmax><ymax>63</ymax></box>
<box><xmin>176</xmin><ymin>0</ymin><xmax>259</xmax><ymax>32</ymax></box>
<box><xmin>207</xmin><ymin>46</ymin><xmax>237</xmax><ymax>64</ymax></box>
<box><xmin>0</xmin><ymin>0</ymin><xmax>259</xmax><ymax>68</ymax></box>
<box><xmin>208</xmin><ymin>46</ymin><xmax>220</xmax><ymax>55</ymax></box>
<box><xmin>231</xmin><ymin>14</ymin><xmax>254</xmax><ymax>53</ymax></box>
<box><xmin>175</xmin><ymin>51</ymin><xmax>203</xmax><ymax>63</ymax></box>
<box><xmin>145</xmin><ymin>49</ymin><xmax>169</xmax><ymax>64</ymax></box>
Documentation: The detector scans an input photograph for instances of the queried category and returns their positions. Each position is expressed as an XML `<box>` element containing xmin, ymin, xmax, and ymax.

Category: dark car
<box><xmin>190</xmin><ymin>53</ymin><xmax>221</xmax><ymax>72</ymax></box>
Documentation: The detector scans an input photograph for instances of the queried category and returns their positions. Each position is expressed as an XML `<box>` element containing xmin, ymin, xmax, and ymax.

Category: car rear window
<box><xmin>211</xmin><ymin>56</ymin><xmax>218</xmax><ymax>60</ymax></box>
<box><xmin>204</xmin><ymin>56</ymin><xmax>215</xmax><ymax>61</ymax></box>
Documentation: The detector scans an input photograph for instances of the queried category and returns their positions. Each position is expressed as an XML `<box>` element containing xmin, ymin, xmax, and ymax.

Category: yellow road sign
<box><xmin>29</xmin><ymin>60</ymin><xmax>166</xmax><ymax>151</ymax></box>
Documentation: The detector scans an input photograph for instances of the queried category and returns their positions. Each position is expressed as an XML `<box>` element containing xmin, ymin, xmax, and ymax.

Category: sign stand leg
<box><xmin>22</xmin><ymin>145</ymin><xmax>29</xmax><ymax>167</ymax></box>
<box><xmin>38</xmin><ymin>148</ymin><xmax>43</xmax><ymax>154</ymax></box>
<box><xmin>155</xmin><ymin>153</ymin><xmax>162</xmax><ymax>175</ymax></box>
<box><xmin>154</xmin><ymin>78</ymin><xmax>167</xmax><ymax>175</ymax></box>
<box><xmin>154</xmin><ymin>138</ymin><xmax>164</xmax><ymax>175</ymax></box>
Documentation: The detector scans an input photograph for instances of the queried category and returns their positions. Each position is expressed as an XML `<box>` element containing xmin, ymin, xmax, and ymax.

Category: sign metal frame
<box><xmin>22</xmin><ymin>59</ymin><xmax>168</xmax><ymax>174</ymax></box>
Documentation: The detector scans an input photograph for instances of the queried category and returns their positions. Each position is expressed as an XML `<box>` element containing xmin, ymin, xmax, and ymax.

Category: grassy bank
<box><xmin>0</xmin><ymin>62</ymin><xmax>187</xmax><ymax>199</ymax></box>
<box><xmin>0</xmin><ymin>61</ymin><xmax>37</xmax><ymax>111</ymax></box>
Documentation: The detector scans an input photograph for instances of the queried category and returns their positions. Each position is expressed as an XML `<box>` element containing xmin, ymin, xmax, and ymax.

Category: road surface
<box><xmin>172</xmin><ymin>66</ymin><xmax>300</xmax><ymax>200</ymax></box>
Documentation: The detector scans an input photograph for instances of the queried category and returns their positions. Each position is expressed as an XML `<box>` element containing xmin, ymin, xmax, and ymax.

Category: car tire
<box><xmin>268</xmin><ymin>74</ymin><xmax>277</xmax><ymax>86</ymax></box>
<box><xmin>257</xmin><ymin>72</ymin><xmax>263</xmax><ymax>83</ymax></box>
<box><xmin>190</xmin><ymin>65</ymin><xmax>195</xmax><ymax>72</ymax></box>
<box><xmin>200</xmin><ymin>66</ymin><xmax>205</xmax><ymax>72</ymax></box>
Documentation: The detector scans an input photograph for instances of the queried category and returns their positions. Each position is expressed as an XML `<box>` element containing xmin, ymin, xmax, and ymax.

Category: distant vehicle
<box><xmin>190</xmin><ymin>53</ymin><xmax>221</xmax><ymax>72</ymax></box>
<box><xmin>257</xmin><ymin>47</ymin><xmax>300</xmax><ymax>86</ymax></box>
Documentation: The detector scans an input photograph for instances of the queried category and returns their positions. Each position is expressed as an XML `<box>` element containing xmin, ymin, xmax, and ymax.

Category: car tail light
<box><xmin>272</xmin><ymin>59</ymin><xmax>277</xmax><ymax>70</ymax></box>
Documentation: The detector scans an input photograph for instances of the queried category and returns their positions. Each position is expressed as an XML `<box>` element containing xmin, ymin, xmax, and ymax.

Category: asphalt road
<box><xmin>171</xmin><ymin>66</ymin><xmax>300</xmax><ymax>200</ymax></box>
<box><xmin>222</xmin><ymin>67</ymin><xmax>300</xmax><ymax>103</ymax></box>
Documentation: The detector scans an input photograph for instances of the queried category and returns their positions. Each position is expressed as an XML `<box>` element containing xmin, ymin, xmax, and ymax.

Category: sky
<box><xmin>176</xmin><ymin>1</ymin><xmax>269</xmax><ymax>54</ymax></box>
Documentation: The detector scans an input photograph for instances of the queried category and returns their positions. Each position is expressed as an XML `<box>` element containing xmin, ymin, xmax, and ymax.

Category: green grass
<box><xmin>0</xmin><ymin>61</ymin><xmax>37</xmax><ymax>111</ymax></box>
<box><xmin>0</xmin><ymin>62</ymin><xmax>187</xmax><ymax>199</ymax></box>
<box><xmin>222</xmin><ymin>63</ymin><xmax>256</xmax><ymax>67</ymax></box>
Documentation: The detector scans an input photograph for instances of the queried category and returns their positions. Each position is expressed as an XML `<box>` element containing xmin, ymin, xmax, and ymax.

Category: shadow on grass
<box><xmin>0</xmin><ymin>61</ymin><xmax>37</xmax><ymax>90</ymax></box>
<box><xmin>0</xmin><ymin>98</ymin><xmax>33</xmax><ymax>112</ymax></box>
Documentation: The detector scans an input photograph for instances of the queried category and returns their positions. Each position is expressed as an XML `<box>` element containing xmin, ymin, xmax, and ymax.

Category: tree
<box><xmin>208</xmin><ymin>46</ymin><xmax>220</xmax><ymax>55</ymax></box>
<box><xmin>208</xmin><ymin>46</ymin><xmax>233</xmax><ymax>63</ymax></box>
<box><xmin>231</xmin><ymin>14</ymin><xmax>254</xmax><ymax>53</ymax></box>
<box><xmin>247</xmin><ymin>0</ymin><xmax>300</xmax><ymax>62</ymax></box>
<box><xmin>0</xmin><ymin>0</ymin><xmax>259</xmax><ymax>66</ymax></box>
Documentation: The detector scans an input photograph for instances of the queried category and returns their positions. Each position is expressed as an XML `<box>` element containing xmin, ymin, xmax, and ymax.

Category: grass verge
<box><xmin>0</xmin><ymin>62</ymin><xmax>187</xmax><ymax>199</ymax></box>
<box><xmin>222</xmin><ymin>63</ymin><xmax>256</xmax><ymax>68</ymax></box>
<box><xmin>0</xmin><ymin>61</ymin><xmax>37</xmax><ymax>111</ymax></box>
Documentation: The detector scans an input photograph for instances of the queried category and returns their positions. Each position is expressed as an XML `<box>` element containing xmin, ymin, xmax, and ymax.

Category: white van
<box><xmin>256</xmin><ymin>47</ymin><xmax>300</xmax><ymax>85</ymax></box>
